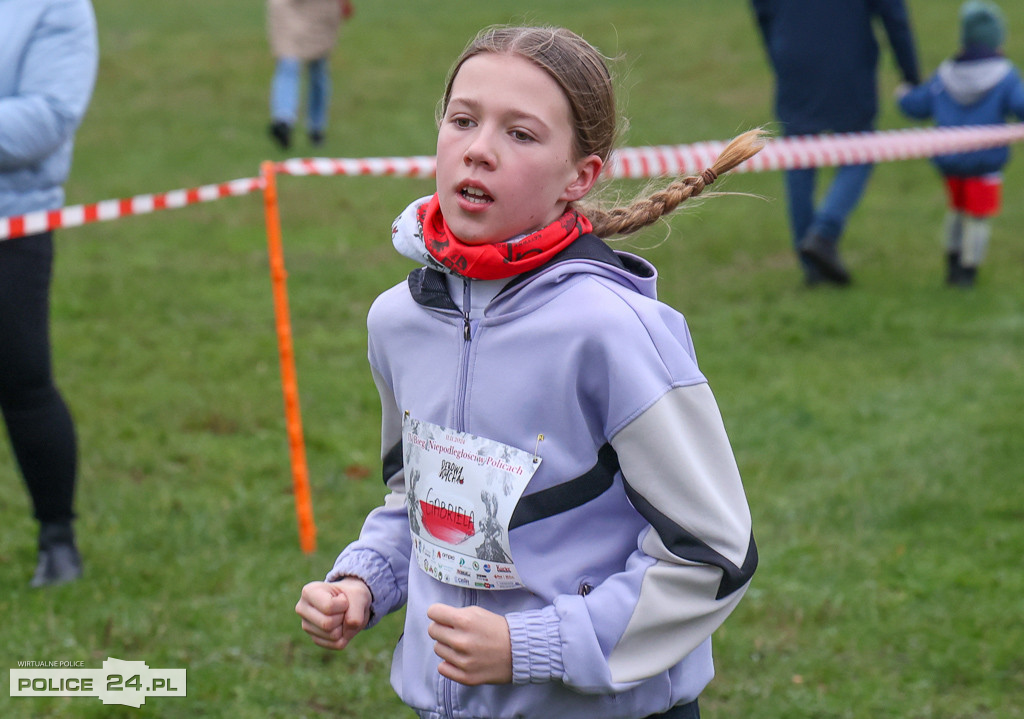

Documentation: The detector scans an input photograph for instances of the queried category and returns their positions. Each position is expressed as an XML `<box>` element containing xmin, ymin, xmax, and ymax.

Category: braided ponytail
<box><xmin>581</xmin><ymin>129</ymin><xmax>768</xmax><ymax>238</ymax></box>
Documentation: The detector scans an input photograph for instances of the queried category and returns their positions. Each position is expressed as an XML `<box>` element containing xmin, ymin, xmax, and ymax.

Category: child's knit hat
<box><xmin>960</xmin><ymin>0</ymin><xmax>1005</xmax><ymax>51</ymax></box>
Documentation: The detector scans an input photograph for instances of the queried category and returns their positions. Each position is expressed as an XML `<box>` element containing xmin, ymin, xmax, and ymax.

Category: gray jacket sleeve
<box><xmin>604</xmin><ymin>381</ymin><xmax>757</xmax><ymax>682</ymax></box>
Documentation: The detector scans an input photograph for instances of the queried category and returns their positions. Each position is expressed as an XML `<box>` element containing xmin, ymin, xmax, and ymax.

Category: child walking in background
<box><xmin>897</xmin><ymin>0</ymin><xmax>1024</xmax><ymax>287</ymax></box>
<box><xmin>296</xmin><ymin>25</ymin><xmax>761</xmax><ymax>719</ymax></box>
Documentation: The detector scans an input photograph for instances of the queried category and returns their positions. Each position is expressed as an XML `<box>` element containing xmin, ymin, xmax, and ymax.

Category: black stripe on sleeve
<box><xmin>382</xmin><ymin>440</ymin><xmax>403</xmax><ymax>486</ymax></box>
<box><xmin>508</xmin><ymin>443</ymin><xmax>619</xmax><ymax>531</ymax></box>
<box><xmin>623</xmin><ymin>481</ymin><xmax>758</xmax><ymax>600</ymax></box>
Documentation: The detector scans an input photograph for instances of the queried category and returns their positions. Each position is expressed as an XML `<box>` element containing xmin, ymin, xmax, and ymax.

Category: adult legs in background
<box><xmin>0</xmin><ymin>231</ymin><xmax>81</xmax><ymax>587</ymax></box>
<box><xmin>784</xmin><ymin>166</ymin><xmax>817</xmax><ymax>281</ymax></box>
<box><xmin>269</xmin><ymin>56</ymin><xmax>302</xmax><ymax>149</ymax></box>
<box><xmin>812</xmin><ymin>162</ymin><xmax>874</xmax><ymax>240</ymax></box>
<box><xmin>306</xmin><ymin>56</ymin><xmax>331</xmax><ymax>145</ymax></box>
<box><xmin>793</xmin><ymin>163</ymin><xmax>874</xmax><ymax>285</ymax></box>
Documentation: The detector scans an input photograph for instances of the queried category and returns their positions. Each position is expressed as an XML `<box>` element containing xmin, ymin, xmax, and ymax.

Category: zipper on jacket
<box><xmin>454</xmin><ymin>279</ymin><xmax>474</xmax><ymax>430</ymax></box>
<box><xmin>443</xmin><ymin>675</ymin><xmax>456</xmax><ymax>718</ymax></box>
<box><xmin>461</xmin><ymin>278</ymin><xmax>472</xmax><ymax>340</ymax></box>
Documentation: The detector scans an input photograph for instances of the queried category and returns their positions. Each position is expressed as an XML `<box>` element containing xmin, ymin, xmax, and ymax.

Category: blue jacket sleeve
<box><xmin>1008</xmin><ymin>68</ymin><xmax>1024</xmax><ymax>120</ymax></box>
<box><xmin>898</xmin><ymin>75</ymin><xmax>936</xmax><ymax>120</ymax></box>
<box><xmin>0</xmin><ymin>0</ymin><xmax>98</xmax><ymax>170</ymax></box>
<box><xmin>750</xmin><ymin>0</ymin><xmax>773</xmax><ymax>49</ymax></box>
<box><xmin>871</xmin><ymin>0</ymin><xmax>920</xmax><ymax>85</ymax></box>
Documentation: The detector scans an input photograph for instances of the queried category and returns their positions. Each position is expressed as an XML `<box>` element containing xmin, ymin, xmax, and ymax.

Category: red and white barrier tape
<box><xmin>2</xmin><ymin>124</ymin><xmax>1021</xmax><ymax>241</ymax></box>
<box><xmin>276</xmin><ymin>155</ymin><xmax>438</xmax><ymax>179</ymax></box>
<box><xmin>610</xmin><ymin>123</ymin><xmax>1024</xmax><ymax>178</ymax></box>
<box><xmin>276</xmin><ymin>125</ymin><xmax>1024</xmax><ymax>180</ymax></box>
<box><xmin>0</xmin><ymin>177</ymin><xmax>263</xmax><ymax>241</ymax></box>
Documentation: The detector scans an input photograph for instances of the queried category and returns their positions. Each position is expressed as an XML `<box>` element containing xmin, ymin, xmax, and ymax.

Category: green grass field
<box><xmin>2</xmin><ymin>1</ymin><xmax>1023</xmax><ymax>716</ymax></box>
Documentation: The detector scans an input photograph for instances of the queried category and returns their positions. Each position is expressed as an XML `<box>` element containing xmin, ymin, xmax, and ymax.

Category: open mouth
<box><xmin>460</xmin><ymin>186</ymin><xmax>493</xmax><ymax>204</ymax></box>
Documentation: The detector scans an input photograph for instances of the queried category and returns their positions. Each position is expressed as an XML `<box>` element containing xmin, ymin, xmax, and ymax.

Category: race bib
<box><xmin>403</xmin><ymin>414</ymin><xmax>541</xmax><ymax>590</ymax></box>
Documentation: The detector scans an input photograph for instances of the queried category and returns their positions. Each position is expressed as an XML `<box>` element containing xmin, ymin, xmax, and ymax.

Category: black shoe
<box><xmin>803</xmin><ymin>274</ymin><xmax>849</xmax><ymax>288</ymax></box>
<box><xmin>945</xmin><ymin>251</ymin><xmax>962</xmax><ymax>285</ymax></box>
<box><xmin>308</xmin><ymin>129</ymin><xmax>325</xmax><ymax>147</ymax></box>
<box><xmin>802</xmin><ymin>267</ymin><xmax>846</xmax><ymax>288</ymax></box>
<box><xmin>949</xmin><ymin>265</ymin><xmax>977</xmax><ymax>288</ymax></box>
<box><xmin>30</xmin><ymin>543</ymin><xmax>83</xmax><ymax>588</ymax></box>
<box><xmin>31</xmin><ymin>522</ymin><xmax>82</xmax><ymax>588</ymax></box>
<box><xmin>268</xmin><ymin>120</ymin><xmax>292</xmax><ymax>150</ymax></box>
<box><xmin>799</xmin><ymin>232</ymin><xmax>851</xmax><ymax>285</ymax></box>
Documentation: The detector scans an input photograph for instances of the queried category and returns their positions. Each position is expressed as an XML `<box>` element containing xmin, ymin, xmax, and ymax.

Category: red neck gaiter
<box><xmin>417</xmin><ymin>194</ymin><xmax>592</xmax><ymax>280</ymax></box>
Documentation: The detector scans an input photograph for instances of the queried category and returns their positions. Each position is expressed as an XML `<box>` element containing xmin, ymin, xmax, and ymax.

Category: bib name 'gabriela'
<box><xmin>420</xmin><ymin>487</ymin><xmax>476</xmax><ymax>545</ymax></box>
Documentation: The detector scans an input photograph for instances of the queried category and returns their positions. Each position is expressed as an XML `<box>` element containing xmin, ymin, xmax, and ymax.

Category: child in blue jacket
<box><xmin>898</xmin><ymin>0</ymin><xmax>1024</xmax><ymax>286</ymax></box>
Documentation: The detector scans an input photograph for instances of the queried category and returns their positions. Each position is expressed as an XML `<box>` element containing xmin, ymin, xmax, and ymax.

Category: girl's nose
<box><xmin>463</xmin><ymin>130</ymin><xmax>497</xmax><ymax>168</ymax></box>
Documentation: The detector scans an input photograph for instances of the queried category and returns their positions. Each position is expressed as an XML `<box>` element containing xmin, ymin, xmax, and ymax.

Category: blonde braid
<box><xmin>584</xmin><ymin>129</ymin><xmax>768</xmax><ymax>238</ymax></box>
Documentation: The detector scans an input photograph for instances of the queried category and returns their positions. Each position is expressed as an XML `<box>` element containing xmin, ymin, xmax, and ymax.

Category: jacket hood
<box><xmin>407</xmin><ymin>234</ymin><xmax>659</xmax><ymax>316</ymax></box>
<box><xmin>503</xmin><ymin>234</ymin><xmax>658</xmax><ymax>300</ymax></box>
<box><xmin>938</xmin><ymin>57</ymin><xmax>1012</xmax><ymax>105</ymax></box>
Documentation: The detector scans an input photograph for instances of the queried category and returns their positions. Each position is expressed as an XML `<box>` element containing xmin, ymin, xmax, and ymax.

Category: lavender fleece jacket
<box><xmin>328</xmin><ymin>227</ymin><xmax>757</xmax><ymax>719</ymax></box>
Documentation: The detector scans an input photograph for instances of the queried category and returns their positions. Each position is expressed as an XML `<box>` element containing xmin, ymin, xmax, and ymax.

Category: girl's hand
<box><xmin>295</xmin><ymin>578</ymin><xmax>372</xmax><ymax>650</ymax></box>
<box><xmin>426</xmin><ymin>604</ymin><xmax>513</xmax><ymax>685</ymax></box>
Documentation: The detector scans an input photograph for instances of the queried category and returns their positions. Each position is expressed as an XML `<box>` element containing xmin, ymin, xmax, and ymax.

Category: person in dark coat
<box><xmin>752</xmin><ymin>0</ymin><xmax>920</xmax><ymax>285</ymax></box>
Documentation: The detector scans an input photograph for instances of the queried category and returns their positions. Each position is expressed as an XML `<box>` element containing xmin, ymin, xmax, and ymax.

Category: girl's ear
<box><xmin>561</xmin><ymin>154</ymin><xmax>604</xmax><ymax>203</ymax></box>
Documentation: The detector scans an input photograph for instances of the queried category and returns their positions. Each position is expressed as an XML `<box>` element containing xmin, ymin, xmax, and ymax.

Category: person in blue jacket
<box><xmin>296</xmin><ymin>25</ymin><xmax>762</xmax><ymax>719</ymax></box>
<box><xmin>898</xmin><ymin>0</ymin><xmax>1024</xmax><ymax>287</ymax></box>
<box><xmin>752</xmin><ymin>0</ymin><xmax>920</xmax><ymax>285</ymax></box>
<box><xmin>0</xmin><ymin>0</ymin><xmax>98</xmax><ymax>587</ymax></box>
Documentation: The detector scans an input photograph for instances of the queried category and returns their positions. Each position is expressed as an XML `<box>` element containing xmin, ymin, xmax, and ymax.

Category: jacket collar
<box><xmin>406</xmin><ymin>233</ymin><xmax>651</xmax><ymax>310</ymax></box>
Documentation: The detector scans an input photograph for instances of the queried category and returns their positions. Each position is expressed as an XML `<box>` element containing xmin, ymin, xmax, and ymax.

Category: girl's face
<box><xmin>436</xmin><ymin>52</ymin><xmax>602</xmax><ymax>245</ymax></box>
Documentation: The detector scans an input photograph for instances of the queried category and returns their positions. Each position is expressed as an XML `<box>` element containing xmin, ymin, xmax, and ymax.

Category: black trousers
<box><xmin>645</xmin><ymin>699</ymin><xmax>699</xmax><ymax>719</ymax></box>
<box><xmin>0</xmin><ymin>231</ymin><xmax>77</xmax><ymax>524</ymax></box>
<box><xmin>406</xmin><ymin>697</ymin><xmax>698</xmax><ymax>718</ymax></box>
